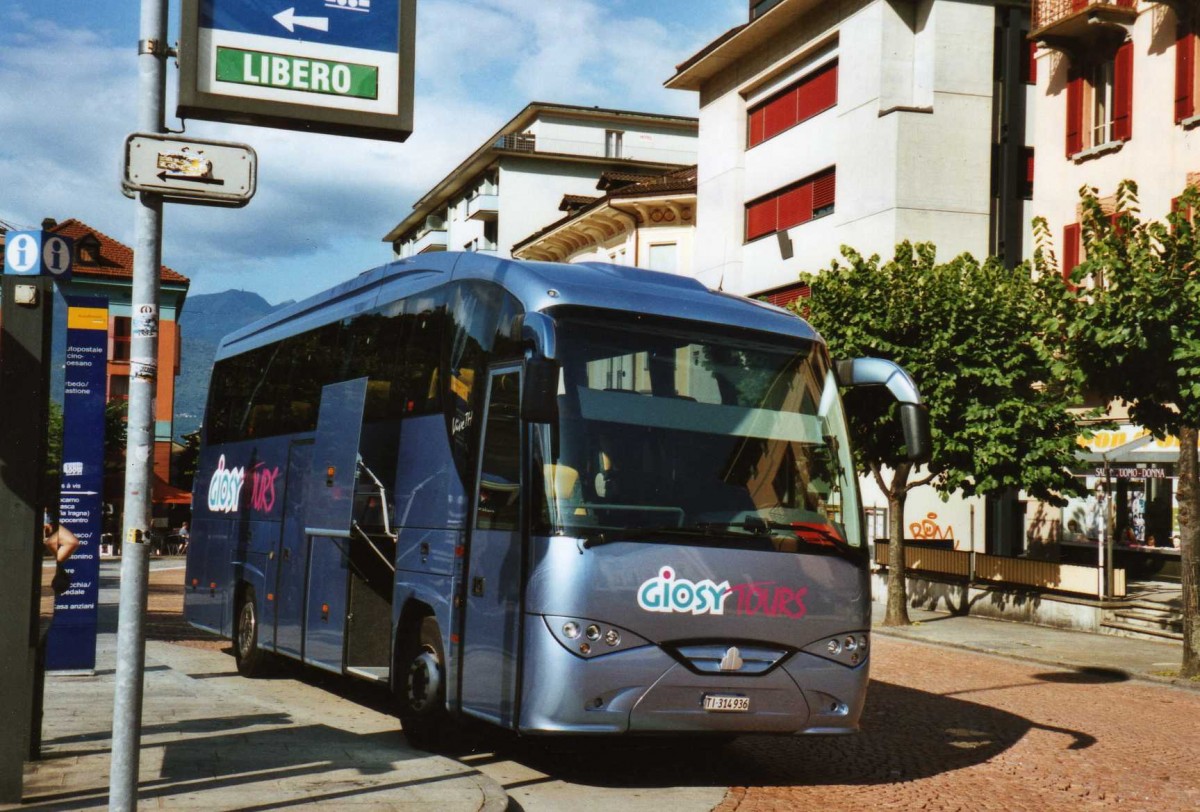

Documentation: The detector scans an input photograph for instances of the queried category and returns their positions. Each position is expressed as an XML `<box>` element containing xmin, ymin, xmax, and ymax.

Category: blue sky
<box><xmin>1</xmin><ymin>1</ymin><xmax>743</xmax><ymax>305</ymax></box>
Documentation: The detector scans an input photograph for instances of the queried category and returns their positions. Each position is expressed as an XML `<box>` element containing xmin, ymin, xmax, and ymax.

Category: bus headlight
<box><xmin>805</xmin><ymin>632</ymin><xmax>869</xmax><ymax>668</ymax></box>
<box><xmin>544</xmin><ymin>615</ymin><xmax>647</xmax><ymax>659</ymax></box>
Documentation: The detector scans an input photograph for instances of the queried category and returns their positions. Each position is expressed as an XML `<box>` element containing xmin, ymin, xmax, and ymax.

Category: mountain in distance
<box><xmin>175</xmin><ymin>290</ymin><xmax>290</xmax><ymax>439</ymax></box>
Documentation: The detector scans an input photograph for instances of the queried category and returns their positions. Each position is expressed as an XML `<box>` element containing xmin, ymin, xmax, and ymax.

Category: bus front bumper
<box><xmin>517</xmin><ymin>615</ymin><xmax>867</xmax><ymax>735</ymax></box>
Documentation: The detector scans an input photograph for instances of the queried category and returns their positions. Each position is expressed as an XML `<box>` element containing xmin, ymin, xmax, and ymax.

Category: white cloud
<box><xmin>2</xmin><ymin>0</ymin><xmax>731</xmax><ymax>302</ymax></box>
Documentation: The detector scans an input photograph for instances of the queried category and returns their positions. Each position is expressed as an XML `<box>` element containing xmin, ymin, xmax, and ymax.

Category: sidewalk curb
<box><xmin>872</xmin><ymin>623</ymin><xmax>1200</xmax><ymax>693</ymax></box>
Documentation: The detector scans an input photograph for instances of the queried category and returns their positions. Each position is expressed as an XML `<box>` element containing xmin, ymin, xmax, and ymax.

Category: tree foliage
<box><xmin>798</xmin><ymin>243</ymin><xmax>1083</xmax><ymax>624</ymax></box>
<box><xmin>1033</xmin><ymin>180</ymin><xmax>1200</xmax><ymax>677</ymax></box>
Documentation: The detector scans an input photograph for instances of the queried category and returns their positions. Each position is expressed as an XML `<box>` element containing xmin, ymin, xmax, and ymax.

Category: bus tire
<box><xmin>233</xmin><ymin>586</ymin><xmax>268</xmax><ymax>677</ymax></box>
<box><xmin>395</xmin><ymin>615</ymin><xmax>450</xmax><ymax>750</ymax></box>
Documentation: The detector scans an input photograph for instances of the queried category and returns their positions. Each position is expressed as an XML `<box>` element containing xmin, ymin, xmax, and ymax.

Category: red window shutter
<box><xmin>748</xmin><ymin>106</ymin><xmax>766</xmax><ymax>147</ymax></box>
<box><xmin>746</xmin><ymin>198</ymin><xmax>778</xmax><ymax>241</ymax></box>
<box><xmin>763</xmin><ymin>284</ymin><xmax>811</xmax><ymax>309</ymax></box>
<box><xmin>778</xmin><ymin>183</ymin><xmax>814</xmax><ymax>230</ymax></box>
<box><xmin>763</xmin><ymin>89</ymin><xmax>797</xmax><ymax>141</ymax></box>
<box><xmin>1113</xmin><ymin>40</ymin><xmax>1133</xmax><ymax>141</ymax></box>
<box><xmin>798</xmin><ymin>61</ymin><xmax>838</xmax><ymax>121</ymax></box>
<box><xmin>811</xmin><ymin>169</ymin><xmax>836</xmax><ymax>210</ymax></box>
<box><xmin>1023</xmin><ymin>147</ymin><xmax>1035</xmax><ymax>199</ymax></box>
<box><xmin>1062</xmin><ymin>223</ymin><xmax>1081</xmax><ymax>282</ymax></box>
<box><xmin>1066</xmin><ymin>72</ymin><xmax>1083</xmax><ymax>156</ymax></box>
<box><xmin>1177</xmin><ymin>30</ymin><xmax>1195</xmax><ymax>124</ymax></box>
<box><xmin>1027</xmin><ymin>41</ymin><xmax>1037</xmax><ymax>85</ymax></box>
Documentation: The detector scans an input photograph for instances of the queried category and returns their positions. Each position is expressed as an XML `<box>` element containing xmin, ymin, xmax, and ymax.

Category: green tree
<box><xmin>105</xmin><ymin>399</ymin><xmax>128</xmax><ymax>476</ymax></box>
<box><xmin>175</xmin><ymin>429</ymin><xmax>201</xmax><ymax>491</ymax></box>
<box><xmin>45</xmin><ymin>399</ymin><xmax>63</xmax><ymax>503</ymax></box>
<box><xmin>799</xmin><ymin>243</ymin><xmax>1083</xmax><ymax>626</ymax></box>
<box><xmin>1036</xmin><ymin>180</ymin><xmax>1200</xmax><ymax>677</ymax></box>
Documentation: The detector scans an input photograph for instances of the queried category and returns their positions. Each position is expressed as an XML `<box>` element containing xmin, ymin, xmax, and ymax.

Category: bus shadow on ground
<box><xmin>488</xmin><ymin>678</ymin><xmax>1095</xmax><ymax>789</ymax></box>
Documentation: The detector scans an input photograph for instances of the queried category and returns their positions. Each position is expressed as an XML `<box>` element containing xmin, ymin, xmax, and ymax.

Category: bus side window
<box><xmin>477</xmin><ymin>371</ymin><xmax>521</xmax><ymax>531</ymax></box>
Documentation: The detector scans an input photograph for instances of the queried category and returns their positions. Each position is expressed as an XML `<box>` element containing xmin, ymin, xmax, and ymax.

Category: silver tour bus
<box><xmin>185</xmin><ymin>251</ymin><xmax>929</xmax><ymax>748</ymax></box>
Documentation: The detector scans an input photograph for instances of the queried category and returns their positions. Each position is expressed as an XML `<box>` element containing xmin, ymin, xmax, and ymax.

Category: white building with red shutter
<box><xmin>666</xmin><ymin>0</ymin><xmax>1036</xmax><ymax>304</ymax></box>
<box><xmin>1031</xmin><ymin>0</ymin><xmax>1199</xmax><ymax>276</ymax></box>
<box><xmin>1029</xmin><ymin>1</ymin><xmax>1193</xmax><ymax>595</ymax></box>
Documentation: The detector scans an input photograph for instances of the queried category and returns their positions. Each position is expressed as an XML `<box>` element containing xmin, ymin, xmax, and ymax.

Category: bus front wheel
<box><xmin>396</xmin><ymin>615</ymin><xmax>450</xmax><ymax>750</ymax></box>
<box><xmin>234</xmin><ymin>586</ymin><xmax>268</xmax><ymax>677</ymax></box>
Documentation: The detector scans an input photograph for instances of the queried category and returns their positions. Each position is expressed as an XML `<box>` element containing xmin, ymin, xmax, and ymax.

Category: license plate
<box><xmin>703</xmin><ymin>694</ymin><xmax>750</xmax><ymax>712</ymax></box>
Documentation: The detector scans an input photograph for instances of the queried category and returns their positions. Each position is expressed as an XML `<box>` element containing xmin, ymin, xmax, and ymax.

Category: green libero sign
<box><xmin>215</xmin><ymin>47</ymin><xmax>378</xmax><ymax>100</ymax></box>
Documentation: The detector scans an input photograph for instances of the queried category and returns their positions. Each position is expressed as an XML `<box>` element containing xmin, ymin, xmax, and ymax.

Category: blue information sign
<box><xmin>2</xmin><ymin>230</ymin><xmax>73</xmax><ymax>280</ymax></box>
<box><xmin>46</xmin><ymin>298</ymin><xmax>108</xmax><ymax>673</ymax></box>
<box><xmin>202</xmin><ymin>0</ymin><xmax>400</xmax><ymax>52</ymax></box>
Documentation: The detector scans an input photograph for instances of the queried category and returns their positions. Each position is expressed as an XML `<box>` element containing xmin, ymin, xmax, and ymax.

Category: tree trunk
<box><xmin>883</xmin><ymin>463</ymin><xmax>913</xmax><ymax>626</ymax></box>
<box><xmin>1178</xmin><ymin>426</ymin><xmax>1200</xmax><ymax>678</ymax></box>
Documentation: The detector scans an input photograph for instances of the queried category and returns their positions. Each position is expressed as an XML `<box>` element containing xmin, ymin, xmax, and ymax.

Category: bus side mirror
<box><xmin>523</xmin><ymin>357</ymin><xmax>559</xmax><ymax>423</ymax></box>
<box><xmin>899</xmin><ymin>403</ymin><xmax>931</xmax><ymax>464</ymax></box>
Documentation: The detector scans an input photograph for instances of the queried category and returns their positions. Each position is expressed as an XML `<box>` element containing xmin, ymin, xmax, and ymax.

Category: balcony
<box><xmin>1031</xmin><ymin>0</ymin><xmax>1138</xmax><ymax>43</ymax></box>
<box><xmin>410</xmin><ymin>226</ymin><xmax>447</xmax><ymax>254</ymax></box>
<box><xmin>467</xmin><ymin>193</ymin><xmax>499</xmax><ymax>221</ymax></box>
<box><xmin>495</xmin><ymin>133</ymin><xmax>536</xmax><ymax>152</ymax></box>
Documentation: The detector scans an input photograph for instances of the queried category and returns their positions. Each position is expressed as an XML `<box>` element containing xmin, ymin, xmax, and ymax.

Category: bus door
<box><xmin>303</xmin><ymin>377</ymin><xmax>368</xmax><ymax>673</ymax></box>
<box><xmin>461</xmin><ymin>365</ymin><xmax>524</xmax><ymax>726</ymax></box>
<box><xmin>273</xmin><ymin>439</ymin><xmax>313</xmax><ymax>659</ymax></box>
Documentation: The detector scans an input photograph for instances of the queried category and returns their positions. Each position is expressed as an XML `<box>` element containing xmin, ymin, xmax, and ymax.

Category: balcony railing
<box><xmin>1032</xmin><ymin>0</ymin><xmax>1138</xmax><ymax>39</ymax></box>
<box><xmin>495</xmin><ymin>133</ymin><xmax>536</xmax><ymax>152</ymax></box>
<box><xmin>467</xmin><ymin>193</ymin><xmax>499</xmax><ymax>221</ymax></box>
<box><xmin>410</xmin><ymin>226</ymin><xmax>447</xmax><ymax>254</ymax></box>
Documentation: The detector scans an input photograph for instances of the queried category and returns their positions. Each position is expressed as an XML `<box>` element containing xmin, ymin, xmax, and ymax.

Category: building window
<box><xmin>745</xmin><ymin>167</ymin><xmax>835</xmax><ymax>242</ymax></box>
<box><xmin>756</xmin><ymin>282</ymin><xmax>810</xmax><ymax>309</ymax></box>
<box><xmin>747</xmin><ymin>60</ymin><xmax>838</xmax><ymax>148</ymax></box>
<box><xmin>112</xmin><ymin>316</ymin><xmax>132</xmax><ymax>362</ymax></box>
<box><xmin>1175</xmin><ymin>26</ymin><xmax>1200</xmax><ymax>123</ymax></box>
<box><xmin>1066</xmin><ymin>41</ymin><xmax>1132</xmax><ymax>156</ymax></box>
<box><xmin>647</xmin><ymin>243</ymin><xmax>678</xmax><ymax>273</ymax></box>
<box><xmin>750</xmin><ymin>0</ymin><xmax>785</xmax><ymax>20</ymax></box>
<box><xmin>605</xmin><ymin>130</ymin><xmax>624</xmax><ymax>159</ymax></box>
<box><xmin>78</xmin><ymin>234</ymin><xmax>100</xmax><ymax>264</ymax></box>
<box><xmin>109</xmin><ymin>374</ymin><xmax>129</xmax><ymax>402</ymax></box>
<box><xmin>1023</xmin><ymin>147</ymin><xmax>1035</xmax><ymax>200</ymax></box>
<box><xmin>1024</xmin><ymin>40</ymin><xmax>1037</xmax><ymax>86</ymax></box>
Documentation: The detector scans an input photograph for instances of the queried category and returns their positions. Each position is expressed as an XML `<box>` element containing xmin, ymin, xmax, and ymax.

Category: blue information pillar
<box><xmin>46</xmin><ymin>298</ymin><xmax>108</xmax><ymax>673</ymax></box>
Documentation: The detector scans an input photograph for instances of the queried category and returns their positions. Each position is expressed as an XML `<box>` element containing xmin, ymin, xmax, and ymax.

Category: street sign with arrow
<box><xmin>122</xmin><ymin>132</ymin><xmax>257</xmax><ymax>207</ymax></box>
<box><xmin>178</xmin><ymin>0</ymin><xmax>415</xmax><ymax>141</ymax></box>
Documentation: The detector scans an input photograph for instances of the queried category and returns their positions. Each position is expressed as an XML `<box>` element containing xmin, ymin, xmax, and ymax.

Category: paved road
<box><xmin>24</xmin><ymin>561</ymin><xmax>1200</xmax><ymax>811</ymax></box>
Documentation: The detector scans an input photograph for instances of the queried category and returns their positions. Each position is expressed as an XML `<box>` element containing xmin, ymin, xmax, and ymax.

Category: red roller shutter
<box><xmin>1177</xmin><ymin>29</ymin><xmax>1195</xmax><ymax>124</ymax></box>
<box><xmin>746</xmin><ymin>198</ymin><xmax>777</xmax><ymax>241</ymax></box>
<box><xmin>1062</xmin><ymin>223</ymin><xmax>1081</xmax><ymax>283</ymax></box>
<box><xmin>798</xmin><ymin>61</ymin><xmax>838</xmax><ymax>121</ymax></box>
<box><xmin>1027</xmin><ymin>41</ymin><xmax>1037</xmax><ymax>85</ymax></box>
<box><xmin>812</xmin><ymin>169</ymin><xmax>836</xmax><ymax>210</ymax></box>
<box><xmin>1066</xmin><ymin>72</ymin><xmax>1083</xmax><ymax>156</ymax></box>
<box><xmin>763</xmin><ymin>89</ymin><xmax>798</xmax><ymax>141</ymax></box>
<box><xmin>1113</xmin><ymin>40</ymin><xmax>1133</xmax><ymax>141</ymax></box>
<box><xmin>778</xmin><ymin>183</ymin><xmax>813</xmax><ymax>230</ymax></box>
<box><xmin>748</xmin><ymin>106</ymin><xmax>766</xmax><ymax>147</ymax></box>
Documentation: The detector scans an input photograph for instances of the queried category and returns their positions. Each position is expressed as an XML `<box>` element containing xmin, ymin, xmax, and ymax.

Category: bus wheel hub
<box><xmin>407</xmin><ymin>651</ymin><xmax>440</xmax><ymax>713</ymax></box>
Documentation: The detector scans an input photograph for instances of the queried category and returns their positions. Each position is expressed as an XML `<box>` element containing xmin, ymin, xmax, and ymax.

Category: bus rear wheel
<box><xmin>396</xmin><ymin>615</ymin><xmax>450</xmax><ymax>750</ymax></box>
<box><xmin>234</xmin><ymin>586</ymin><xmax>269</xmax><ymax>677</ymax></box>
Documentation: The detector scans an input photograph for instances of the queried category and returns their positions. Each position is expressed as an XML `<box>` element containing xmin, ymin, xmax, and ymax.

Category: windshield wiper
<box><xmin>581</xmin><ymin>520</ymin><xmax>791</xmax><ymax>549</ymax></box>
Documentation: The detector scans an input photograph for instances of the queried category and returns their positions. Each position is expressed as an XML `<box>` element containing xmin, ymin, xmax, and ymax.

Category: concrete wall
<box><xmin>528</xmin><ymin>115</ymin><xmax>698</xmax><ymax>165</ymax></box>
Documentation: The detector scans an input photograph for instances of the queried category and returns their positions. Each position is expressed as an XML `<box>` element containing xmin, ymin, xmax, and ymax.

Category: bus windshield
<box><xmin>533</xmin><ymin>313</ymin><xmax>862</xmax><ymax>551</ymax></box>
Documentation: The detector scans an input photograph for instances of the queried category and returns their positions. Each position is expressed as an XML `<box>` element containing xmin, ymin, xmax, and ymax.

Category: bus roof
<box><xmin>216</xmin><ymin>252</ymin><xmax>820</xmax><ymax>359</ymax></box>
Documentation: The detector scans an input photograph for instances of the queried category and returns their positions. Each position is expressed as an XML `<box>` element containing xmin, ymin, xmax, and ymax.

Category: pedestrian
<box><xmin>176</xmin><ymin>520</ymin><xmax>189</xmax><ymax>554</ymax></box>
<box><xmin>43</xmin><ymin>513</ymin><xmax>80</xmax><ymax>595</ymax></box>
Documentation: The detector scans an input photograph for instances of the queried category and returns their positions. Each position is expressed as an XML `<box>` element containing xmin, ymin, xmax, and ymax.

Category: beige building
<box><xmin>512</xmin><ymin>166</ymin><xmax>696</xmax><ymax>273</ymax></box>
<box><xmin>383</xmin><ymin>103</ymin><xmax>697</xmax><ymax>260</ymax></box>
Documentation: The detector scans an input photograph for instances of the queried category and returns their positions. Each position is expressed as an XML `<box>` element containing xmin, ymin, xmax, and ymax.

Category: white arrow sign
<box><xmin>273</xmin><ymin>7</ymin><xmax>330</xmax><ymax>33</ymax></box>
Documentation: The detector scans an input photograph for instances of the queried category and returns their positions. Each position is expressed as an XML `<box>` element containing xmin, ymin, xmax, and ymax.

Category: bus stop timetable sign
<box><xmin>178</xmin><ymin>0</ymin><xmax>415</xmax><ymax>142</ymax></box>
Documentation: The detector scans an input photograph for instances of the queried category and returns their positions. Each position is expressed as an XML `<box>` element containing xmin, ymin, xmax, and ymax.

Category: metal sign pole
<box><xmin>109</xmin><ymin>0</ymin><xmax>167</xmax><ymax>807</ymax></box>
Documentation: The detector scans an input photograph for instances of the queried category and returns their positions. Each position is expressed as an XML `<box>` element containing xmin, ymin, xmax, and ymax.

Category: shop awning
<box><xmin>152</xmin><ymin>476</ymin><xmax>192</xmax><ymax>505</ymax></box>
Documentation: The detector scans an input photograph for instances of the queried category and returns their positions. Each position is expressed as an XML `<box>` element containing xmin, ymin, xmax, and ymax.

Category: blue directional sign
<box><xmin>178</xmin><ymin>0</ymin><xmax>415</xmax><ymax>141</ymax></box>
<box><xmin>202</xmin><ymin>0</ymin><xmax>399</xmax><ymax>52</ymax></box>
<box><xmin>2</xmin><ymin>230</ymin><xmax>73</xmax><ymax>280</ymax></box>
